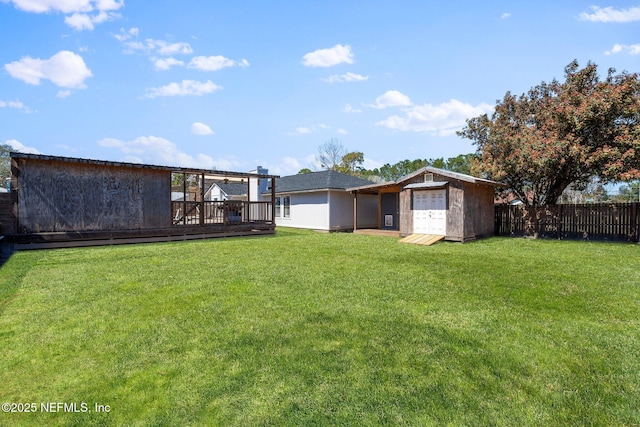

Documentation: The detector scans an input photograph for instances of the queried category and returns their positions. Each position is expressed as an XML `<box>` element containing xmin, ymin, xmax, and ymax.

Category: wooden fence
<box><xmin>0</xmin><ymin>193</ymin><xmax>14</xmax><ymax>236</ymax></box>
<box><xmin>495</xmin><ymin>203</ymin><xmax>639</xmax><ymax>242</ymax></box>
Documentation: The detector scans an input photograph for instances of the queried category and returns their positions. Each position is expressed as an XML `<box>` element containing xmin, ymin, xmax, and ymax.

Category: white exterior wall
<box><xmin>327</xmin><ymin>190</ymin><xmax>354</xmax><ymax>231</ymax></box>
<box><xmin>274</xmin><ymin>190</ymin><xmax>378</xmax><ymax>231</ymax></box>
<box><xmin>207</xmin><ymin>185</ymin><xmax>225</xmax><ymax>201</ymax></box>
<box><xmin>276</xmin><ymin>192</ymin><xmax>330</xmax><ymax>230</ymax></box>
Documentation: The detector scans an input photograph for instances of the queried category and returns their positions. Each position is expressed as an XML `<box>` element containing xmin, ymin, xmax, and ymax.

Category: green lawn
<box><xmin>0</xmin><ymin>228</ymin><xmax>638</xmax><ymax>426</ymax></box>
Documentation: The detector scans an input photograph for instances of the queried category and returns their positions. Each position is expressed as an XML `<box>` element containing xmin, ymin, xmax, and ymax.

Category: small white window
<box><xmin>283</xmin><ymin>196</ymin><xmax>291</xmax><ymax>218</ymax></box>
<box><xmin>424</xmin><ymin>173</ymin><xmax>434</xmax><ymax>182</ymax></box>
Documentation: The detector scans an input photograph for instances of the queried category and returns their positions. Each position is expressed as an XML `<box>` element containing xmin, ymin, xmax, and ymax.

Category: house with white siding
<box><xmin>266</xmin><ymin>170</ymin><xmax>378</xmax><ymax>232</ymax></box>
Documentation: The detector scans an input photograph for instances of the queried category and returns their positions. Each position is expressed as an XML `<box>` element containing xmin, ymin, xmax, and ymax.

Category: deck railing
<box><xmin>172</xmin><ymin>200</ymin><xmax>273</xmax><ymax>226</ymax></box>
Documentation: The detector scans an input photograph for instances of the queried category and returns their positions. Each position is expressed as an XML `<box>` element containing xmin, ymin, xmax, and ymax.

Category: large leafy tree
<box><xmin>458</xmin><ymin>60</ymin><xmax>640</xmax><ymax>205</ymax></box>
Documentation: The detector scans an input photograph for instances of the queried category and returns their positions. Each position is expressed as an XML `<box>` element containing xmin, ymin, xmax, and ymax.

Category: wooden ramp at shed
<box><xmin>399</xmin><ymin>234</ymin><xmax>445</xmax><ymax>246</ymax></box>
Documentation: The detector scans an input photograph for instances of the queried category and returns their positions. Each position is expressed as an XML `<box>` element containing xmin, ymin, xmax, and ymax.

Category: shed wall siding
<box><xmin>16</xmin><ymin>159</ymin><xmax>170</xmax><ymax>233</ymax></box>
<box><xmin>463</xmin><ymin>183</ymin><xmax>496</xmax><ymax>239</ymax></box>
<box><xmin>446</xmin><ymin>182</ymin><xmax>465</xmax><ymax>241</ymax></box>
<box><xmin>399</xmin><ymin>190</ymin><xmax>412</xmax><ymax>236</ymax></box>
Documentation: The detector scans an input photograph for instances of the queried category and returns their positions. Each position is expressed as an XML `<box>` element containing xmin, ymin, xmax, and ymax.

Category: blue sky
<box><xmin>1</xmin><ymin>1</ymin><xmax>640</xmax><ymax>176</ymax></box>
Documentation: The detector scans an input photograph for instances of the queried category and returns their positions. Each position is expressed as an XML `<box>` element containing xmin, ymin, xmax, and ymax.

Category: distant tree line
<box><xmin>305</xmin><ymin>131</ymin><xmax>639</xmax><ymax>203</ymax></box>
<box><xmin>302</xmin><ymin>138</ymin><xmax>476</xmax><ymax>182</ymax></box>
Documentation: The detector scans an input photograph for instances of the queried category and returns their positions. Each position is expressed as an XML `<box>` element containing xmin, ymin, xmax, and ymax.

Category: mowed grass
<box><xmin>0</xmin><ymin>228</ymin><xmax>639</xmax><ymax>426</ymax></box>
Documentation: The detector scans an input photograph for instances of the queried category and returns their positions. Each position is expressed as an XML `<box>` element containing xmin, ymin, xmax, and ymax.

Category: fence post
<box><xmin>557</xmin><ymin>204</ymin><xmax>563</xmax><ymax>240</ymax></box>
<box><xmin>632</xmin><ymin>203</ymin><xmax>638</xmax><ymax>242</ymax></box>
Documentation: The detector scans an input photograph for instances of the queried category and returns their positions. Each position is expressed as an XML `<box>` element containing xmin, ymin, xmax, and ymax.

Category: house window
<box><xmin>283</xmin><ymin>195</ymin><xmax>290</xmax><ymax>218</ymax></box>
<box><xmin>275</xmin><ymin>195</ymin><xmax>290</xmax><ymax>218</ymax></box>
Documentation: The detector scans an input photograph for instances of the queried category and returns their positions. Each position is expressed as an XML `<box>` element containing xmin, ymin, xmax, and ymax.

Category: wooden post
<box><xmin>182</xmin><ymin>173</ymin><xmax>187</xmax><ymax>225</ymax></box>
<box><xmin>199</xmin><ymin>173</ymin><xmax>205</xmax><ymax>225</ymax></box>
<box><xmin>377</xmin><ymin>192</ymin><xmax>382</xmax><ymax>229</ymax></box>
<box><xmin>353</xmin><ymin>191</ymin><xmax>357</xmax><ymax>231</ymax></box>
<box><xmin>247</xmin><ymin>177</ymin><xmax>251</xmax><ymax>221</ymax></box>
<box><xmin>632</xmin><ymin>202</ymin><xmax>638</xmax><ymax>242</ymax></box>
<box><xmin>557</xmin><ymin>204</ymin><xmax>563</xmax><ymax>239</ymax></box>
<box><xmin>271</xmin><ymin>177</ymin><xmax>276</xmax><ymax>225</ymax></box>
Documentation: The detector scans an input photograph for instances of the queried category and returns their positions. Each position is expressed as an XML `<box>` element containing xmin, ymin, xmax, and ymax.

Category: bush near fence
<box><xmin>495</xmin><ymin>203</ymin><xmax>639</xmax><ymax>242</ymax></box>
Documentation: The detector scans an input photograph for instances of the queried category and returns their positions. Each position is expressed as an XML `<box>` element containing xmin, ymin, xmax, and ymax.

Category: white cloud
<box><xmin>95</xmin><ymin>0</ymin><xmax>122</xmax><ymax>11</ymax></box>
<box><xmin>579</xmin><ymin>6</ymin><xmax>640</xmax><ymax>23</ymax></box>
<box><xmin>65</xmin><ymin>13</ymin><xmax>93</xmax><ymax>30</ymax></box>
<box><xmin>122</xmin><ymin>38</ymin><xmax>193</xmax><ymax>56</ymax></box>
<box><xmin>606</xmin><ymin>43</ymin><xmax>640</xmax><ymax>55</ymax></box>
<box><xmin>191</xmin><ymin>122</ymin><xmax>214</xmax><ymax>135</ymax></box>
<box><xmin>323</xmin><ymin>72</ymin><xmax>369</xmax><ymax>83</ymax></box>
<box><xmin>143</xmin><ymin>80</ymin><xmax>221</xmax><ymax>98</ymax></box>
<box><xmin>5</xmin><ymin>139</ymin><xmax>41</xmax><ymax>154</ymax></box>
<box><xmin>271</xmin><ymin>156</ymin><xmax>303</xmax><ymax>175</ymax></box>
<box><xmin>114</xmin><ymin>27</ymin><xmax>139</xmax><ymax>42</ymax></box>
<box><xmin>57</xmin><ymin>90</ymin><xmax>72</xmax><ymax>98</ymax></box>
<box><xmin>4</xmin><ymin>50</ymin><xmax>92</xmax><ymax>89</ymax></box>
<box><xmin>501</xmin><ymin>12</ymin><xmax>511</xmax><ymax>19</ymax></box>
<box><xmin>362</xmin><ymin>157</ymin><xmax>382</xmax><ymax>171</ymax></box>
<box><xmin>287</xmin><ymin>124</ymin><xmax>328</xmax><ymax>136</ymax></box>
<box><xmin>377</xmin><ymin>99</ymin><xmax>494</xmax><ymax>135</ymax></box>
<box><xmin>368</xmin><ymin>90</ymin><xmax>412</xmax><ymax>109</ymax></box>
<box><xmin>337</xmin><ymin>128</ymin><xmax>348</xmax><ymax>135</ymax></box>
<box><xmin>289</xmin><ymin>127</ymin><xmax>312</xmax><ymax>135</ymax></box>
<box><xmin>0</xmin><ymin>99</ymin><xmax>31</xmax><ymax>112</ymax></box>
<box><xmin>188</xmin><ymin>55</ymin><xmax>249</xmax><ymax>71</ymax></box>
<box><xmin>153</xmin><ymin>57</ymin><xmax>184</xmax><ymax>71</ymax></box>
<box><xmin>5</xmin><ymin>0</ymin><xmax>93</xmax><ymax>14</ymax></box>
<box><xmin>65</xmin><ymin>9</ymin><xmax>118</xmax><ymax>31</ymax></box>
<box><xmin>4</xmin><ymin>0</ymin><xmax>123</xmax><ymax>30</ymax></box>
<box><xmin>98</xmin><ymin>135</ymin><xmax>229</xmax><ymax>169</ymax></box>
<box><xmin>343</xmin><ymin>104</ymin><xmax>362</xmax><ymax>113</ymax></box>
<box><xmin>302</xmin><ymin>44</ymin><xmax>354</xmax><ymax>67</ymax></box>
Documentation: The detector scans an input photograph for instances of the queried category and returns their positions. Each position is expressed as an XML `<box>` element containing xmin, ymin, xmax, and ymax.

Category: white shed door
<box><xmin>413</xmin><ymin>189</ymin><xmax>446</xmax><ymax>235</ymax></box>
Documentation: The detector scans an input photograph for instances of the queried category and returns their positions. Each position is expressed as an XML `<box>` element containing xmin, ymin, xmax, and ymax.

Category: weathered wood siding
<box><xmin>0</xmin><ymin>193</ymin><xmax>15</xmax><ymax>235</ymax></box>
<box><xmin>462</xmin><ymin>183</ymin><xmax>496</xmax><ymax>240</ymax></box>
<box><xmin>399</xmin><ymin>189</ymin><xmax>412</xmax><ymax>236</ymax></box>
<box><xmin>446</xmin><ymin>181</ymin><xmax>465</xmax><ymax>241</ymax></box>
<box><xmin>15</xmin><ymin>158</ymin><xmax>170</xmax><ymax>233</ymax></box>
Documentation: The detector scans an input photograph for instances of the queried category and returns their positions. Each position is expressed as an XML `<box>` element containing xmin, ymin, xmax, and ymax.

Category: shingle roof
<box><xmin>216</xmin><ymin>182</ymin><xmax>247</xmax><ymax>196</ymax></box>
<box><xmin>272</xmin><ymin>170</ymin><xmax>374</xmax><ymax>194</ymax></box>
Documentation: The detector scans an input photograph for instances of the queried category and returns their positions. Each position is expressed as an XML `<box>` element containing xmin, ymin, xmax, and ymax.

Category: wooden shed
<box><xmin>349</xmin><ymin>167</ymin><xmax>502</xmax><ymax>242</ymax></box>
<box><xmin>4</xmin><ymin>153</ymin><xmax>279</xmax><ymax>249</ymax></box>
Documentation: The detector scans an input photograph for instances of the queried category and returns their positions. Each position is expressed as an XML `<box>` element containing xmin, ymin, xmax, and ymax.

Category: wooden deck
<box><xmin>8</xmin><ymin>223</ymin><xmax>275</xmax><ymax>250</ymax></box>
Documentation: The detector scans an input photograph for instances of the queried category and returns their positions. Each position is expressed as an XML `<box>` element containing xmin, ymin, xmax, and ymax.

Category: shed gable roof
<box><xmin>346</xmin><ymin>166</ymin><xmax>503</xmax><ymax>193</ymax></box>
<box><xmin>273</xmin><ymin>170</ymin><xmax>373</xmax><ymax>194</ymax></box>
<box><xmin>398</xmin><ymin>166</ymin><xmax>501</xmax><ymax>186</ymax></box>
